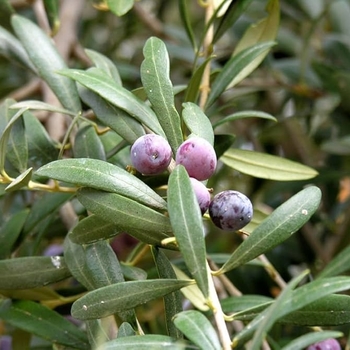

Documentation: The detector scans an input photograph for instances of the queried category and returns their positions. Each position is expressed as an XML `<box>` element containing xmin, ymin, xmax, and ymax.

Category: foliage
<box><xmin>0</xmin><ymin>0</ymin><xmax>350</xmax><ymax>349</ymax></box>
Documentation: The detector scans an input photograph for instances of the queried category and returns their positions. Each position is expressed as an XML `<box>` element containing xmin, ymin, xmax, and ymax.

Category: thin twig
<box><xmin>199</xmin><ymin>0</ymin><xmax>214</xmax><ymax>109</ymax></box>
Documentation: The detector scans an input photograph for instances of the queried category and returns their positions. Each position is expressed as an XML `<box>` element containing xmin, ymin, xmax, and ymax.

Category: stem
<box><xmin>206</xmin><ymin>261</ymin><xmax>232</xmax><ymax>350</ymax></box>
<box><xmin>199</xmin><ymin>0</ymin><xmax>215</xmax><ymax>109</ymax></box>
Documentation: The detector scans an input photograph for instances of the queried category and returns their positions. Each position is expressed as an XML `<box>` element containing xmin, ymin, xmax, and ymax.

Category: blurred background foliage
<box><xmin>1</xmin><ymin>0</ymin><xmax>350</xmax><ymax>348</ymax></box>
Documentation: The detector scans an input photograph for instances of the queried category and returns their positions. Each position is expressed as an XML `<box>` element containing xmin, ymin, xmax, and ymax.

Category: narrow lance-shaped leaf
<box><xmin>11</xmin><ymin>15</ymin><xmax>81</xmax><ymax>113</ymax></box>
<box><xmin>64</xmin><ymin>235</ymin><xmax>96</xmax><ymax>291</ymax></box>
<box><xmin>250</xmin><ymin>270</ymin><xmax>309</xmax><ymax>350</ymax></box>
<box><xmin>173</xmin><ymin>310</ymin><xmax>221</xmax><ymax>350</ymax></box>
<box><xmin>78</xmin><ymin>85</ymin><xmax>145</xmax><ymax>144</ymax></box>
<box><xmin>184</xmin><ymin>56</ymin><xmax>213</xmax><ymax>103</ymax></box>
<box><xmin>281</xmin><ymin>331</ymin><xmax>343</xmax><ymax>350</ymax></box>
<box><xmin>0</xmin><ymin>256</ymin><xmax>71</xmax><ymax>289</ymax></box>
<box><xmin>76</xmin><ymin>188</ymin><xmax>174</xmax><ymax>247</ymax></box>
<box><xmin>167</xmin><ymin>165</ymin><xmax>209</xmax><ymax>298</ymax></box>
<box><xmin>0</xmin><ymin>25</ymin><xmax>37</xmax><ymax>73</ymax></box>
<box><xmin>0</xmin><ymin>103</ymin><xmax>27</xmax><ymax>175</ymax></box>
<box><xmin>10</xmin><ymin>100</ymin><xmax>76</xmax><ymax>116</ymax></box>
<box><xmin>73</xmin><ymin>123</ymin><xmax>106</xmax><ymax>160</ymax></box>
<box><xmin>85</xmin><ymin>48</ymin><xmax>122</xmax><ymax>85</ymax></box>
<box><xmin>0</xmin><ymin>300</ymin><xmax>89</xmax><ymax>350</ymax></box>
<box><xmin>5</xmin><ymin>167</ymin><xmax>32</xmax><ymax>192</ymax></box>
<box><xmin>96</xmin><ymin>335</ymin><xmax>180</xmax><ymax>350</ymax></box>
<box><xmin>233</xmin><ymin>276</ymin><xmax>350</xmax><ymax>346</ymax></box>
<box><xmin>213</xmin><ymin>0</ymin><xmax>254</xmax><ymax>43</ymax></box>
<box><xmin>179</xmin><ymin>0</ymin><xmax>197</xmax><ymax>50</ymax></box>
<box><xmin>107</xmin><ymin>0</ymin><xmax>134</xmax><ymax>17</ymax></box>
<box><xmin>43</xmin><ymin>0</ymin><xmax>60</xmax><ymax>35</ymax></box>
<box><xmin>71</xmin><ymin>279</ymin><xmax>194</xmax><ymax>320</ymax></box>
<box><xmin>58</xmin><ymin>67</ymin><xmax>165</xmax><ymax>137</ymax></box>
<box><xmin>213</xmin><ymin>110</ymin><xmax>277</xmax><ymax>129</ymax></box>
<box><xmin>231</xmin><ymin>294</ymin><xmax>350</xmax><ymax>326</ymax></box>
<box><xmin>69</xmin><ymin>215</ymin><xmax>121</xmax><ymax>245</ymax></box>
<box><xmin>206</xmin><ymin>41</ymin><xmax>275</xmax><ymax>108</ymax></box>
<box><xmin>141</xmin><ymin>37</ymin><xmax>183</xmax><ymax>153</ymax></box>
<box><xmin>36</xmin><ymin>158</ymin><xmax>167</xmax><ymax>211</ymax></box>
<box><xmin>151</xmin><ymin>247</ymin><xmax>183</xmax><ymax>339</ymax></box>
<box><xmin>221</xmin><ymin>148</ymin><xmax>318</xmax><ymax>181</ymax></box>
<box><xmin>219</xmin><ymin>186</ymin><xmax>321</xmax><ymax>274</ymax></box>
<box><xmin>316</xmin><ymin>244</ymin><xmax>350</xmax><ymax>279</ymax></box>
<box><xmin>182</xmin><ymin>102</ymin><xmax>214</xmax><ymax>145</ymax></box>
<box><xmin>0</xmin><ymin>209</ymin><xmax>29</xmax><ymax>258</ymax></box>
<box><xmin>227</xmin><ymin>0</ymin><xmax>280</xmax><ymax>88</ymax></box>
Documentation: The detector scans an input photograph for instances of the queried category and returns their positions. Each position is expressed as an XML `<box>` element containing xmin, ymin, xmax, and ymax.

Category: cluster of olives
<box><xmin>130</xmin><ymin>134</ymin><xmax>253</xmax><ymax>232</ymax></box>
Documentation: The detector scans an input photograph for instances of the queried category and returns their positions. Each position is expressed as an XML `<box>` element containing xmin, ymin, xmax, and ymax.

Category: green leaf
<box><xmin>11</xmin><ymin>15</ymin><xmax>81</xmax><ymax>113</ymax></box>
<box><xmin>206</xmin><ymin>41</ymin><xmax>275</xmax><ymax>108</ymax></box>
<box><xmin>233</xmin><ymin>276</ymin><xmax>350</xmax><ymax>346</ymax></box>
<box><xmin>213</xmin><ymin>110</ymin><xmax>277</xmax><ymax>129</ymax></box>
<box><xmin>221</xmin><ymin>149</ymin><xmax>319</xmax><ymax>181</ymax></box>
<box><xmin>77</xmin><ymin>188</ymin><xmax>174</xmax><ymax>247</ymax></box>
<box><xmin>70</xmin><ymin>215</ymin><xmax>121</xmax><ymax>245</ymax></box>
<box><xmin>173</xmin><ymin>310</ymin><xmax>221</xmax><ymax>350</ymax></box>
<box><xmin>152</xmin><ymin>247</ymin><xmax>183</xmax><ymax>339</ymax></box>
<box><xmin>36</xmin><ymin>158</ymin><xmax>167</xmax><ymax>211</ymax></box>
<box><xmin>219</xmin><ymin>186</ymin><xmax>321</xmax><ymax>274</ymax></box>
<box><xmin>96</xmin><ymin>334</ymin><xmax>184</xmax><ymax>350</ymax></box>
<box><xmin>117</xmin><ymin>322</ymin><xmax>136</xmax><ymax>338</ymax></box>
<box><xmin>120</xmin><ymin>263</ymin><xmax>147</xmax><ymax>281</ymax></box>
<box><xmin>172</xmin><ymin>265</ymin><xmax>209</xmax><ymax>311</ymax></box>
<box><xmin>250</xmin><ymin>270</ymin><xmax>309</xmax><ymax>350</ymax></box>
<box><xmin>281</xmin><ymin>294</ymin><xmax>350</xmax><ymax>326</ymax></box>
<box><xmin>6</xmin><ymin>108</ymin><xmax>27</xmax><ymax>173</ymax></box>
<box><xmin>0</xmin><ymin>100</ymin><xmax>27</xmax><ymax>174</ymax></box>
<box><xmin>179</xmin><ymin>0</ymin><xmax>197</xmax><ymax>50</ymax></box>
<box><xmin>5</xmin><ymin>167</ymin><xmax>32</xmax><ymax>192</ymax></box>
<box><xmin>184</xmin><ymin>56</ymin><xmax>213</xmax><ymax>103</ymax></box>
<box><xmin>0</xmin><ymin>256</ymin><xmax>71</xmax><ymax>289</ymax></box>
<box><xmin>23</xmin><ymin>192</ymin><xmax>72</xmax><ymax>234</ymax></box>
<box><xmin>227</xmin><ymin>0</ymin><xmax>280</xmax><ymax>88</ymax></box>
<box><xmin>221</xmin><ymin>294</ymin><xmax>273</xmax><ymax>314</ymax></box>
<box><xmin>43</xmin><ymin>0</ymin><xmax>60</xmax><ymax>35</ymax></box>
<box><xmin>71</xmin><ymin>279</ymin><xmax>193</xmax><ymax>320</ymax></box>
<box><xmin>107</xmin><ymin>0</ymin><xmax>134</xmax><ymax>16</ymax></box>
<box><xmin>230</xmin><ymin>294</ymin><xmax>350</xmax><ymax>326</ymax></box>
<box><xmin>281</xmin><ymin>331</ymin><xmax>343</xmax><ymax>350</ymax></box>
<box><xmin>84</xmin><ymin>241</ymin><xmax>125</xmax><ymax>288</ymax></box>
<box><xmin>23</xmin><ymin>110</ymin><xmax>59</xmax><ymax>169</ymax></box>
<box><xmin>63</xmin><ymin>235</ymin><xmax>96</xmax><ymax>291</ymax></box>
<box><xmin>317</xmin><ymin>245</ymin><xmax>350</xmax><ymax>279</ymax></box>
<box><xmin>73</xmin><ymin>124</ymin><xmax>106</xmax><ymax>160</ymax></box>
<box><xmin>0</xmin><ymin>25</ymin><xmax>36</xmax><ymax>72</ymax></box>
<box><xmin>213</xmin><ymin>0</ymin><xmax>254</xmax><ymax>43</ymax></box>
<box><xmin>141</xmin><ymin>37</ymin><xmax>183</xmax><ymax>153</ymax></box>
<box><xmin>0</xmin><ymin>209</ymin><xmax>29</xmax><ymax>258</ymax></box>
<box><xmin>86</xmin><ymin>319</ymin><xmax>111</xmax><ymax>349</ymax></box>
<box><xmin>182</xmin><ymin>102</ymin><xmax>214</xmax><ymax>145</ymax></box>
<box><xmin>78</xmin><ymin>85</ymin><xmax>145</xmax><ymax>144</ymax></box>
<box><xmin>10</xmin><ymin>100</ymin><xmax>76</xmax><ymax>116</ymax></box>
<box><xmin>83</xmin><ymin>240</ymin><xmax>136</xmax><ymax>324</ymax></box>
<box><xmin>0</xmin><ymin>300</ymin><xmax>89</xmax><ymax>349</ymax></box>
<box><xmin>167</xmin><ymin>165</ymin><xmax>209</xmax><ymax>297</ymax></box>
<box><xmin>85</xmin><ymin>48</ymin><xmax>122</xmax><ymax>85</ymax></box>
<box><xmin>59</xmin><ymin>67</ymin><xmax>165</xmax><ymax>137</ymax></box>
<box><xmin>213</xmin><ymin>134</ymin><xmax>236</xmax><ymax>159</ymax></box>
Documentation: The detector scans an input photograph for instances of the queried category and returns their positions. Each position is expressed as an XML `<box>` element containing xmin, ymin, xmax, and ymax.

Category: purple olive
<box><xmin>209</xmin><ymin>190</ymin><xmax>253</xmax><ymax>231</ymax></box>
<box><xmin>189</xmin><ymin>177</ymin><xmax>211</xmax><ymax>215</ymax></box>
<box><xmin>130</xmin><ymin>134</ymin><xmax>172</xmax><ymax>175</ymax></box>
<box><xmin>175</xmin><ymin>137</ymin><xmax>217</xmax><ymax>181</ymax></box>
<box><xmin>307</xmin><ymin>338</ymin><xmax>341</xmax><ymax>350</ymax></box>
